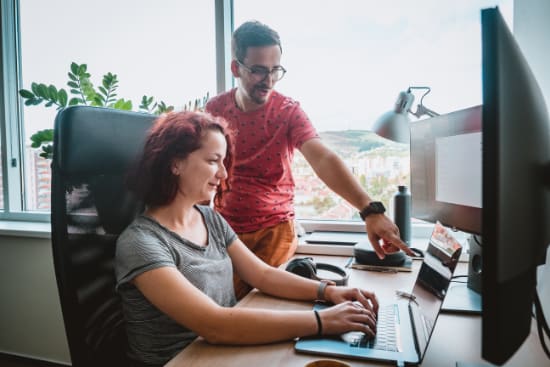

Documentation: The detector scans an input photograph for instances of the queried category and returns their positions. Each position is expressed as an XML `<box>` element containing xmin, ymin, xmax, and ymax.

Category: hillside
<box><xmin>318</xmin><ymin>129</ymin><xmax>402</xmax><ymax>155</ymax></box>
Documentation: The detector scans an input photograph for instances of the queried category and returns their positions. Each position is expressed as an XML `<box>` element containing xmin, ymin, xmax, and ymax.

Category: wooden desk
<box><xmin>166</xmin><ymin>255</ymin><xmax>548</xmax><ymax>367</ymax></box>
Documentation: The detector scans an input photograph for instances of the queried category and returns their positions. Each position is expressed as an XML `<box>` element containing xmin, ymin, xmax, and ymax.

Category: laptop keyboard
<box><xmin>345</xmin><ymin>304</ymin><xmax>400</xmax><ymax>352</ymax></box>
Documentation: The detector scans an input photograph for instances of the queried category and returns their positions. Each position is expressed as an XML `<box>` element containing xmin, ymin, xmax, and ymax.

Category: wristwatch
<box><xmin>359</xmin><ymin>201</ymin><xmax>386</xmax><ymax>221</ymax></box>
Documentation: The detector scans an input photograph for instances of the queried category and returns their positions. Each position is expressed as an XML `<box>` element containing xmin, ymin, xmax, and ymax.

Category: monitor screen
<box><xmin>481</xmin><ymin>6</ymin><xmax>550</xmax><ymax>365</ymax></box>
<box><xmin>410</xmin><ymin>105</ymin><xmax>482</xmax><ymax>235</ymax></box>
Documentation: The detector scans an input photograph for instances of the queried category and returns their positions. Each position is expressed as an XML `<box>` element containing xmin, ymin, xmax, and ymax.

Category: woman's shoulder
<box><xmin>196</xmin><ymin>205</ymin><xmax>232</xmax><ymax>231</ymax></box>
<box><xmin>118</xmin><ymin>215</ymin><xmax>163</xmax><ymax>242</ymax></box>
<box><xmin>195</xmin><ymin>204</ymin><xmax>217</xmax><ymax>219</ymax></box>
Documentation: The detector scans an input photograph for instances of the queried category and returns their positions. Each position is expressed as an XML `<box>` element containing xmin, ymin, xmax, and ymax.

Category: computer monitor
<box><xmin>411</xmin><ymin>6</ymin><xmax>550</xmax><ymax>365</ymax></box>
<box><xmin>410</xmin><ymin>105</ymin><xmax>482</xmax><ymax>236</ymax></box>
<box><xmin>481</xmin><ymin>6</ymin><xmax>550</xmax><ymax>365</ymax></box>
<box><xmin>410</xmin><ymin>105</ymin><xmax>483</xmax><ymax>315</ymax></box>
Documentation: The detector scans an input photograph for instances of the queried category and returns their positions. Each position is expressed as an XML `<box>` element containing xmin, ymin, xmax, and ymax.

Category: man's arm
<box><xmin>299</xmin><ymin>138</ymin><xmax>414</xmax><ymax>258</ymax></box>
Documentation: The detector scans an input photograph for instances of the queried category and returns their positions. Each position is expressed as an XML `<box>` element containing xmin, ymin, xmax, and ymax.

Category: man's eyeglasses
<box><xmin>236</xmin><ymin>60</ymin><xmax>287</xmax><ymax>82</ymax></box>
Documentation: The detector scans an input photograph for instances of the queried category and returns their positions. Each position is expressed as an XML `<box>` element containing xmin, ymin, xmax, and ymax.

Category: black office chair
<box><xmin>51</xmin><ymin>106</ymin><xmax>156</xmax><ymax>367</ymax></box>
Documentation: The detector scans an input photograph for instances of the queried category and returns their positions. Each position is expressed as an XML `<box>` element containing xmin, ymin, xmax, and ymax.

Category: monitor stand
<box><xmin>443</xmin><ymin>234</ymin><xmax>482</xmax><ymax>314</ymax></box>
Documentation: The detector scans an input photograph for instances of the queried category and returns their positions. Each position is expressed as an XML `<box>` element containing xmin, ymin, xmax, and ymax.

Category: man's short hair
<box><xmin>232</xmin><ymin>20</ymin><xmax>282</xmax><ymax>62</ymax></box>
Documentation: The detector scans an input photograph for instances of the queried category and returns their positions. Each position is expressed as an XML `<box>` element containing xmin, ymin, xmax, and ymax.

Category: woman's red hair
<box><xmin>127</xmin><ymin>110</ymin><xmax>234</xmax><ymax>208</ymax></box>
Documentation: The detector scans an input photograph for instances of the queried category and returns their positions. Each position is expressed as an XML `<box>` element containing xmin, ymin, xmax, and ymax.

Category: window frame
<box><xmin>0</xmin><ymin>0</ymin><xmax>37</xmax><ymax>221</ymax></box>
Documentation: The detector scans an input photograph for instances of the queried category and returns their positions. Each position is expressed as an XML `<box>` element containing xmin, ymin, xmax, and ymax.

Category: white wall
<box><xmin>0</xmin><ymin>234</ymin><xmax>70</xmax><ymax>365</ymax></box>
<box><xmin>514</xmin><ymin>0</ymin><xmax>550</xmax><ymax>321</ymax></box>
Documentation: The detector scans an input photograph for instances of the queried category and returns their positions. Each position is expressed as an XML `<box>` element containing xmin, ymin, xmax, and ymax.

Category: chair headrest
<box><xmin>53</xmin><ymin>106</ymin><xmax>156</xmax><ymax>175</ymax></box>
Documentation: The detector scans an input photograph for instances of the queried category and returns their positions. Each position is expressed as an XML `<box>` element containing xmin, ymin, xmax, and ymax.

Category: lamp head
<box><xmin>373</xmin><ymin>87</ymin><xmax>439</xmax><ymax>144</ymax></box>
<box><xmin>372</xmin><ymin>91</ymin><xmax>414</xmax><ymax>144</ymax></box>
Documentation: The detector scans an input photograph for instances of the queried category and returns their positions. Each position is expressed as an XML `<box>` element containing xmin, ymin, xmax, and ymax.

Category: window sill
<box><xmin>0</xmin><ymin>220</ymin><xmax>51</xmax><ymax>239</ymax></box>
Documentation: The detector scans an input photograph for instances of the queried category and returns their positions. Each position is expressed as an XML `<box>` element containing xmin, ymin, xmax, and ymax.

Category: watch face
<box><xmin>370</xmin><ymin>202</ymin><xmax>385</xmax><ymax>213</ymax></box>
<box><xmin>360</xmin><ymin>201</ymin><xmax>386</xmax><ymax>220</ymax></box>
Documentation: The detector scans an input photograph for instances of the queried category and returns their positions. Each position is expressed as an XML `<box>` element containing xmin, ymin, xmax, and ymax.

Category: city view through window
<box><xmin>293</xmin><ymin>132</ymin><xmax>409</xmax><ymax>220</ymax></box>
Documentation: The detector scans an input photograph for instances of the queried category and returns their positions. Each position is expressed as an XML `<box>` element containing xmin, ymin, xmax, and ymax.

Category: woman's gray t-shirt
<box><xmin>115</xmin><ymin>205</ymin><xmax>238</xmax><ymax>366</ymax></box>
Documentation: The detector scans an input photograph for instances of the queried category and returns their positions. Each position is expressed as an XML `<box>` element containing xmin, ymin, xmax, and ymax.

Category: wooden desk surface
<box><xmin>166</xmin><ymin>255</ymin><xmax>548</xmax><ymax>367</ymax></box>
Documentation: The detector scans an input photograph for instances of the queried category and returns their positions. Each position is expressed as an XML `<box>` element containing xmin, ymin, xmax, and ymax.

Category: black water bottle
<box><xmin>393</xmin><ymin>185</ymin><xmax>411</xmax><ymax>246</ymax></box>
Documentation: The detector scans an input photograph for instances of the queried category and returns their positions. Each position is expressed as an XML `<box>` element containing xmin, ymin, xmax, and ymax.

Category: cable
<box><xmin>409</xmin><ymin>247</ymin><xmax>424</xmax><ymax>258</ymax></box>
<box><xmin>451</xmin><ymin>275</ymin><xmax>468</xmax><ymax>279</ymax></box>
<box><xmin>450</xmin><ymin>275</ymin><xmax>468</xmax><ymax>283</ymax></box>
<box><xmin>534</xmin><ymin>292</ymin><xmax>550</xmax><ymax>359</ymax></box>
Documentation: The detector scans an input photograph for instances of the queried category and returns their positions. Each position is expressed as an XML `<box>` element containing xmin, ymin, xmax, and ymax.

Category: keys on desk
<box><xmin>395</xmin><ymin>290</ymin><xmax>418</xmax><ymax>304</ymax></box>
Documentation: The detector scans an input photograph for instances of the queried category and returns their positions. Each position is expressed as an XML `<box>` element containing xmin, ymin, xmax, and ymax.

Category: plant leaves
<box><xmin>31</xmin><ymin>82</ymin><xmax>40</xmax><ymax>95</ymax></box>
<box><xmin>30</xmin><ymin>129</ymin><xmax>54</xmax><ymax>148</ymax></box>
<box><xmin>58</xmin><ymin>89</ymin><xmax>68</xmax><ymax>106</ymax></box>
<box><xmin>48</xmin><ymin>85</ymin><xmax>58</xmax><ymax>102</ymax></box>
<box><xmin>139</xmin><ymin>95</ymin><xmax>153</xmax><ymax>110</ymax></box>
<box><xmin>113</xmin><ymin>98</ymin><xmax>132</xmax><ymax>110</ymax></box>
<box><xmin>19</xmin><ymin>89</ymin><xmax>35</xmax><ymax>99</ymax></box>
<box><xmin>68</xmin><ymin>97</ymin><xmax>81</xmax><ymax>106</ymax></box>
<box><xmin>78</xmin><ymin>64</ymin><xmax>87</xmax><ymax>75</ymax></box>
<box><xmin>37</xmin><ymin>84</ymin><xmax>49</xmax><ymax>98</ymax></box>
<box><xmin>67</xmin><ymin>81</ymin><xmax>79</xmax><ymax>89</ymax></box>
<box><xmin>70</xmin><ymin>62</ymin><xmax>79</xmax><ymax>75</ymax></box>
<box><xmin>39</xmin><ymin>144</ymin><xmax>54</xmax><ymax>159</ymax></box>
<box><xmin>93</xmin><ymin>94</ymin><xmax>105</xmax><ymax>106</ymax></box>
<box><xmin>25</xmin><ymin>99</ymin><xmax>40</xmax><ymax>106</ymax></box>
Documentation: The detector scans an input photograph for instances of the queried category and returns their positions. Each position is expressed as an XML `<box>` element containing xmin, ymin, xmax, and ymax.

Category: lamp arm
<box><xmin>406</xmin><ymin>86</ymin><xmax>440</xmax><ymax>118</ymax></box>
<box><xmin>411</xmin><ymin>103</ymin><xmax>440</xmax><ymax>118</ymax></box>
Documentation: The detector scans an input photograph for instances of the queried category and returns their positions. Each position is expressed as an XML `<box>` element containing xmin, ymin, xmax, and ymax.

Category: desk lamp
<box><xmin>372</xmin><ymin>86</ymin><xmax>439</xmax><ymax>253</ymax></box>
<box><xmin>372</xmin><ymin>86</ymin><xmax>439</xmax><ymax>144</ymax></box>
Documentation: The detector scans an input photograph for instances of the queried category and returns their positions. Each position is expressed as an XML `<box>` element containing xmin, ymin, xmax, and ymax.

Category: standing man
<box><xmin>206</xmin><ymin>20</ymin><xmax>413</xmax><ymax>299</ymax></box>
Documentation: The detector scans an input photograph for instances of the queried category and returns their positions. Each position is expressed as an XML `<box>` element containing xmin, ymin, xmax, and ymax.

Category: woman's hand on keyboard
<box><xmin>319</xmin><ymin>301</ymin><xmax>377</xmax><ymax>337</ymax></box>
<box><xmin>325</xmin><ymin>285</ymin><xmax>379</xmax><ymax>315</ymax></box>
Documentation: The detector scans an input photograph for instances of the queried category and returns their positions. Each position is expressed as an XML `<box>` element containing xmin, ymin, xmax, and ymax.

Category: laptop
<box><xmin>295</xmin><ymin>221</ymin><xmax>462</xmax><ymax>365</ymax></box>
<box><xmin>305</xmin><ymin>231</ymin><xmax>365</xmax><ymax>245</ymax></box>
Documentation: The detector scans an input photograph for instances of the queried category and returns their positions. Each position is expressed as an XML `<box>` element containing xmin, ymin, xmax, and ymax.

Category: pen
<box><xmin>350</xmin><ymin>264</ymin><xmax>399</xmax><ymax>273</ymax></box>
<box><xmin>345</xmin><ymin>257</ymin><xmax>354</xmax><ymax>268</ymax></box>
<box><xmin>395</xmin><ymin>290</ymin><xmax>416</xmax><ymax>300</ymax></box>
<box><xmin>395</xmin><ymin>290</ymin><xmax>419</xmax><ymax>304</ymax></box>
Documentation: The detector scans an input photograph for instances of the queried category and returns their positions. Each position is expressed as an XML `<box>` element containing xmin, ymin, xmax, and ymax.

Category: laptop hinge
<box><xmin>408</xmin><ymin>302</ymin><xmax>422</xmax><ymax>359</ymax></box>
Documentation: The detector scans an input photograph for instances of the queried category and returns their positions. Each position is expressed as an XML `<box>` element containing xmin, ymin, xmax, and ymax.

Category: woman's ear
<box><xmin>171</xmin><ymin>160</ymin><xmax>180</xmax><ymax>176</ymax></box>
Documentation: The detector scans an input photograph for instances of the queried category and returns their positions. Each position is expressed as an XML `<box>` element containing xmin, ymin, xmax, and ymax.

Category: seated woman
<box><xmin>115</xmin><ymin>110</ymin><xmax>379</xmax><ymax>367</ymax></box>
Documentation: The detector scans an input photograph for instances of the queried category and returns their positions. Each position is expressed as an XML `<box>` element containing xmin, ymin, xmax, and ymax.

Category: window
<box><xmin>0</xmin><ymin>0</ymin><xmax>514</xmax><ymax>223</ymax></box>
<box><xmin>0</xmin><ymin>136</ymin><xmax>3</xmax><ymax>210</ymax></box>
<box><xmin>234</xmin><ymin>0</ymin><xmax>513</xmax><ymax>221</ymax></box>
<box><xmin>1</xmin><ymin>0</ymin><xmax>216</xmax><ymax>219</ymax></box>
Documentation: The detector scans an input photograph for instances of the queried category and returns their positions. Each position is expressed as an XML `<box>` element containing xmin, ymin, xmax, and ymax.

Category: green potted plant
<box><xmin>19</xmin><ymin>61</ymin><xmax>209</xmax><ymax>159</ymax></box>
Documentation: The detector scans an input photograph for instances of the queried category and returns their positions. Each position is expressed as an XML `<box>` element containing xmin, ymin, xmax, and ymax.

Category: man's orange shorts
<box><xmin>233</xmin><ymin>220</ymin><xmax>298</xmax><ymax>300</ymax></box>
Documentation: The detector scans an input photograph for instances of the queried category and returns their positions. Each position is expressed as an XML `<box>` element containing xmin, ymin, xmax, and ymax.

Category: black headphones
<box><xmin>285</xmin><ymin>257</ymin><xmax>349</xmax><ymax>286</ymax></box>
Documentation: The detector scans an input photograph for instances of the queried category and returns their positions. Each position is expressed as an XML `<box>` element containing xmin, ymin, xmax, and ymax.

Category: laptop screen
<box><xmin>409</xmin><ymin>221</ymin><xmax>462</xmax><ymax>358</ymax></box>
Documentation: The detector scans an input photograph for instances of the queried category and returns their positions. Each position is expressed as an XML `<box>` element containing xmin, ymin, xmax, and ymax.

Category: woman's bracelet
<box><xmin>313</xmin><ymin>309</ymin><xmax>323</xmax><ymax>336</ymax></box>
<box><xmin>316</xmin><ymin>280</ymin><xmax>336</xmax><ymax>301</ymax></box>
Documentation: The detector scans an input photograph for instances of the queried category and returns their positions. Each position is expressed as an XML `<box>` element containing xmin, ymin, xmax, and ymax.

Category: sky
<box><xmin>19</xmin><ymin>0</ymin><xmax>513</xmax><ymax>138</ymax></box>
<box><xmin>235</xmin><ymin>0</ymin><xmax>514</xmax><ymax>131</ymax></box>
